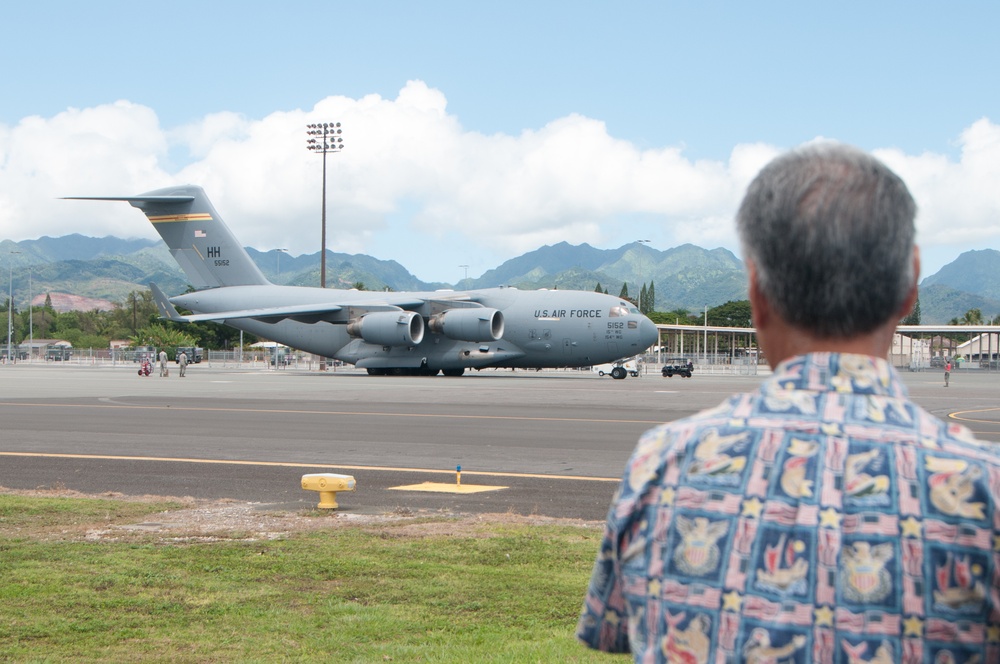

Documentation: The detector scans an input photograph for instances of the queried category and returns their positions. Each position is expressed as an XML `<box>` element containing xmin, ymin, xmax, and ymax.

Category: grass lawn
<box><xmin>0</xmin><ymin>494</ymin><xmax>622</xmax><ymax>662</ymax></box>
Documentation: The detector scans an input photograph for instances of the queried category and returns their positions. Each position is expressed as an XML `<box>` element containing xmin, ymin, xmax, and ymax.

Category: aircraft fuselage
<box><xmin>171</xmin><ymin>285</ymin><xmax>657</xmax><ymax>372</ymax></box>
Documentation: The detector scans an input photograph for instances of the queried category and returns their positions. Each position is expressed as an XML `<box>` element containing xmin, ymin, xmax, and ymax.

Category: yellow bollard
<box><xmin>301</xmin><ymin>473</ymin><xmax>356</xmax><ymax>509</ymax></box>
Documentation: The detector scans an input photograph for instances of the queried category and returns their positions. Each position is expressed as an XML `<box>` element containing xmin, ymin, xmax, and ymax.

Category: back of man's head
<box><xmin>736</xmin><ymin>142</ymin><xmax>917</xmax><ymax>338</ymax></box>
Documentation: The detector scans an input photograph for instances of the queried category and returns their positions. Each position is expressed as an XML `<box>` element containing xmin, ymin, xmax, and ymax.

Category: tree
<box><xmin>594</xmin><ymin>282</ymin><xmax>604</xmax><ymax>294</ymax></box>
<box><xmin>647</xmin><ymin>282</ymin><xmax>655</xmax><ymax>313</ymax></box>
<box><xmin>130</xmin><ymin>324</ymin><xmax>198</xmax><ymax>360</ymax></box>
<box><xmin>953</xmin><ymin>308</ymin><xmax>984</xmax><ymax>325</ymax></box>
<box><xmin>901</xmin><ymin>294</ymin><xmax>921</xmax><ymax>325</ymax></box>
<box><xmin>35</xmin><ymin>294</ymin><xmax>56</xmax><ymax>338</ymax></box>
<box><xmin>619</xmin><ymin>283</ymin><xmax>629</xmax><ymax>300</ymax></box>
<box><xmin>639</xmin><ymin>284</ymin><xmax>649</xmax><ymax>314</ymax></box>
<box><xmin>709</xmin><ymin>300</ymin><xmax>753</xmax><ymax>328</ymax></box>
<box><xmin>111</xmin><ymin>290</ymin><xmax>158</xmax><ymax>337</ymax></box>
<box><xmin>650</xmin><ymin>309</ymin><xmax>699</xmax><ymax>325</ymax></box>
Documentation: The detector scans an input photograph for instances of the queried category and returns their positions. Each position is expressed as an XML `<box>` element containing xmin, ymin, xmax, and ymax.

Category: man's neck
<box><xmin>757</xmin><ymin>316</ymin><xmax>897</xmax><ymax>367</ymax></box>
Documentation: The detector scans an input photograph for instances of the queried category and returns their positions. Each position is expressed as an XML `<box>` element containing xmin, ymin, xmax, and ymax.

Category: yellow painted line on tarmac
<box><xmin>950</xmin><ymin>407</ymin><xmax>1000</xmax><ymax>424</ymax></box>
<box><xmin>0</xmin><ymin>401</ymin><xmax>660</xmax><ymax>425</ymax></box>
<box><xmin>0</xmin><ymin>451</ymin><xmax>620</xmax><ymax>483</ymax></box>
<box><xmin>388</xmin><ymin>482</ymin><xmax>508</xmax><ymax>494</ymax></box>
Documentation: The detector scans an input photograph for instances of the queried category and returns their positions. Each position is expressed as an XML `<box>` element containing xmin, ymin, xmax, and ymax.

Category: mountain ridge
<box><xmin>1</xmin><ymin>235</ymin><xmax>995</xmax><ymax>323</ymax></box>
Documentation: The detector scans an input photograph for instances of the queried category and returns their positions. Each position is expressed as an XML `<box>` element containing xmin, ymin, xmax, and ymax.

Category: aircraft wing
<box><xmin>171</xmin><ymin>303</ymin><xmax>347</xmax><ymax>324</ymax></box>
<box><xmin>150</xmin><ymin>283</ymin><xmax>344</xmax><ymax>323</ymax></box>
<box><xmin>149</xmin><ymin>283</ymin><xmax>421</xmax><ymax>325</ymax></box>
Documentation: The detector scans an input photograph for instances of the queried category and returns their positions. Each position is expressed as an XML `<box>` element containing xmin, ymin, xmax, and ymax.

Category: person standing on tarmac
<box><xmin>178</xmin><ymin>350</ymin><xmax>188</xmax><ymax>377</ymax></box>
<box><xmin>159</xmin><ymin>349</ymin><xmax>169</xmax><ymax>377</ymax></box>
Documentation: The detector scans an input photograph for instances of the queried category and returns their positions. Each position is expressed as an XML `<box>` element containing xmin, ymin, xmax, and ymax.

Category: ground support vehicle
<box><xmin>592</xmin><ymin>357</ymin><xmax>640</xmax><ymax>379</ymax></box>
<box><xmin>661</xmin><ymin>359</ymin><xmax>694</xmax><ymax>378</ymax></box>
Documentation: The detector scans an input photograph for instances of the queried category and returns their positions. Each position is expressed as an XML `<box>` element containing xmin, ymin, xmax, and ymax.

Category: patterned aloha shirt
<box><xmin>578</xmin><ymin>353</ymin><xmax>1000</xmax><ymax>663</ymax></box>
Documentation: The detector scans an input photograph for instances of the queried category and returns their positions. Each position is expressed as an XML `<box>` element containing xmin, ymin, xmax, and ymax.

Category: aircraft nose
<box><xmin>639</xmin><ymin>316</ymin><xmax>658</xmax><ymax>350</ymax></box>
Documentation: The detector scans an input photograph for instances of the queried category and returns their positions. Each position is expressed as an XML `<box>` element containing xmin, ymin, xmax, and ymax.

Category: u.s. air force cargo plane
<box><xmin>67</xmin><ymin>186</ymin><xmax>658</xmax><ymax>376</ymax></box>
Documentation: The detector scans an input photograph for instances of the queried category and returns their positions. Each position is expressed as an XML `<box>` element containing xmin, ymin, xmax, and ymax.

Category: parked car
<box><xmin>46</xmin><ymin>346</ymin><xmax>73</xmax><ymax>361</ymax></box>
<box><xmin>175</xmin><ymin>346</ymin><xmax>204</xmax><ymax>363</ymax></box>
<box><xmin>662</xmin><ymin>358</ymin><xmax>693</xmax><ymax>378</ymax></box>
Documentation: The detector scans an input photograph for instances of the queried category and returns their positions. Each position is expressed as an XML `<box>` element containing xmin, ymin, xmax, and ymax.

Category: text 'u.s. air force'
<box><xmin>534</xmin><ymin>309</ymin><xmax>603</xmax><ymax>318</ymax></box>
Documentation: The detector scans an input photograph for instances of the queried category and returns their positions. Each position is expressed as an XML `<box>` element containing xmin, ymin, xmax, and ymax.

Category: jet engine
<box><xmin>428</xmin><ymin>308</ymin><xmax>504</xmax><ymax>342</ymax></box>
<box><xmin>347</xmin><ymin>311</ymin><xmax>425</xmax><ymax>346</ymax></box>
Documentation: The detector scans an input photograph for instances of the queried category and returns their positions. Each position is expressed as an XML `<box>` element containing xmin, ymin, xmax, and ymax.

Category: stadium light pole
<box><xmin>459</xmin><ymin>264</ymin><xmax>469</xmax><ymax>285</ymax></box>
<box><xmin>306</xmin><ymin>122</ymin><xmax>343</xmax><ymax>373</ymax></box>
<box><xmin>305</xmin><ymin>122</ymin><xmax>344</xmax><ymax>289</ymax></box>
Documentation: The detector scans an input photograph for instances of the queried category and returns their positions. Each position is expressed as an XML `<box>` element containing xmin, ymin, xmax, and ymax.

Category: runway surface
<box><xmin>2</xmin><ymin>363</ymin><xmax>999</xmax><ymax>520</ymax></box>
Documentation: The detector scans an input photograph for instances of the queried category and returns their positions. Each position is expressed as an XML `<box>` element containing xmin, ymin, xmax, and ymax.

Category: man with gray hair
<box><xmin>578</xmin><ymin>143</ymin><xmax>1000</xmax><ymax>663</ymax></box>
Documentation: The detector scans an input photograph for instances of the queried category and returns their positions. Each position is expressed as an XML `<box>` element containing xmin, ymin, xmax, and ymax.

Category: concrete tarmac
<box><xmin>2</xmin><ymin>362</ymin><xmax>999</xmax><ymax>520</ymax></box>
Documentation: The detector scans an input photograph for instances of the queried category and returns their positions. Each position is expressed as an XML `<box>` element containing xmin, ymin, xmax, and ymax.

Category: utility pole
<box><xmin>7</xmin><ymin>251</ymin><xmax>21</xmax><ymax>363</ymax></box>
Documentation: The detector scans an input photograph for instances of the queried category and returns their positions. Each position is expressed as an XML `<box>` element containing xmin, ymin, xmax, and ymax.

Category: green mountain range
<box><xmin>1</xmin><ymin>235</ymin><xmax>996</xmax><ymax>323</ymax></box>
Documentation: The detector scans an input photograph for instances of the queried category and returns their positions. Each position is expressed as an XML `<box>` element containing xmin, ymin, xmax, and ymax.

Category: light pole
<box><xmin>305</xmin><ymin>122</ymin><xmax>344</xmax><ymax>289</ymax></box>
<box><xmin>703</xmin><ymin>304</ymin><xmax>709</xmax><ymax>365</ymax></box>
<box><xmin>7</xmin><ymin>250</ymin><xmax>21</xmax><ymax>364</ymax></box>
<box><xmin>459</xmin><ymin>264</ymin><xmax>469</xmax><ymax>285</ymax></box>
<box><xmin>275</xmin><ymin>248</ymin><xmax>288</xmax><ymax>282</ymax></box>
<box><xmin>306</xmin><ymin>122</ymin><xmax>344</xmax><ymax>373</ymax></box>
<box><xmin>636</xmin><ymin>240</ymin><xmax>650</xmax><ymax>313</ymax></box>
<box><xmin>27</xmin><ymin>266</ymin><xmax>32</xmax><ymax>361</ymax></box>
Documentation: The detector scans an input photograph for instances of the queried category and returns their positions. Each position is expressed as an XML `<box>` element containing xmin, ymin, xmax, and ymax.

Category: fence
<box><xmin>0</xmin><ymin>347</ymin><xmax>345</xmax><ymax>371</ymax></box>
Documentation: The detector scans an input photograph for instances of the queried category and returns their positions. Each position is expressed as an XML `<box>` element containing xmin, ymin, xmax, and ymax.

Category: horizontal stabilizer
<box><xmin>150</xmin><ymin>283</ymin><xmax>187</xmax><ymax>322</ymax></box>
<box><xmin>62</xmin><ymin>195</ymin><xmax>195</xmax><ymax>206</ymax></box>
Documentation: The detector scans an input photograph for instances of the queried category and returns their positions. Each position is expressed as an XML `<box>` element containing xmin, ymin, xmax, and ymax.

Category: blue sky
<box><xmin>2</xmin><ymin>1</ymin><xmax>998</xmax><ymax>284</ymax></box>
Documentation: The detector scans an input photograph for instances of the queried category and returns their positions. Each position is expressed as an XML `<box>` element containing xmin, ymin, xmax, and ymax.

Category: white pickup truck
<box><xmin>591</xmin><ymin>358</ymin><xmax>640</xmax><ymax>379</ymax></box>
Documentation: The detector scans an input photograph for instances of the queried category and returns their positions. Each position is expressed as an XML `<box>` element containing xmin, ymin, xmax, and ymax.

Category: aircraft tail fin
<box><xmin>65</xmin><ymin>185</ymin><xmax>270</xmax><ymax>289</ymax></box>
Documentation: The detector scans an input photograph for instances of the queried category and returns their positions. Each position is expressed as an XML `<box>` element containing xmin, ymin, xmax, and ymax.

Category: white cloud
<box><xmin>0</xmin><ymin>101</ymin><xmax>171</xmax><ymax>240</ymax></box>
<box><xmin>876</xmin><ymin>118</ymin><xmax>1000</xmax><ymax>247</ymax></box>
<box><xmin>1</xmin><ymin>82</ymin><xmax>996</xmax><ymax>281</ymax></box>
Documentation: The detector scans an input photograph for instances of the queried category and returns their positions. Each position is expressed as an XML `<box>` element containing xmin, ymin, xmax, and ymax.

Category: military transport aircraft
<box><xmin>67</xmin><ymin>186</ymin><xmax>658</xmax><ymax>376</ymax></box>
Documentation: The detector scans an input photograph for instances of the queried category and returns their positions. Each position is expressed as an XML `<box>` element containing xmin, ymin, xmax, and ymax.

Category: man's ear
<box><xmin>747</xmin><ymin>261</ymin><xmax>770</xmax><ymax>330</ymax></box>
<box><xmin>897</xmin><ymin>247</ymin><xmax>921</xmax><ymax>320</ymax></box>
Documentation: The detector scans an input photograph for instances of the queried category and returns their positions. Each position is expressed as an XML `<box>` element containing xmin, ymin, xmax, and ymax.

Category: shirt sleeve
<box><xmin>576</xmin><ymin>423</ymin><xmax>679</xmax><ymax>654</ymax></box>
<box><xmin>576</xmin><ymin>503</ymin><xmax>632</xmax><ymax>653</ymax></box>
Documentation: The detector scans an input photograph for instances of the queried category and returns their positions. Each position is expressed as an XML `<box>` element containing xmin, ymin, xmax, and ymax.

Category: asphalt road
<box><xmin>2</xmin><ymin>362</ymin><xmax>999</xmax><ymax>520</ymax></box>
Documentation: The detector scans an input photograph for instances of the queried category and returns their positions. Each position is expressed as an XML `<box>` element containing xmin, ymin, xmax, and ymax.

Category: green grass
<box><xmin>0</xmin><ymin>495</ymin><xmax>620</xmax><ymax>662</ymax></box>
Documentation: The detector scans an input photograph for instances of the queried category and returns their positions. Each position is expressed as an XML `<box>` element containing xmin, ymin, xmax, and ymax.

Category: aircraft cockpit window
<box><xmin>610</xmin><ymin>306</ymin><xmax>630</xmax><ymax>317</ymax></box>
<box><xmin>627</xmin><ymin>306</ymin><xmax>640</xmax><ymax>314</ymax></box>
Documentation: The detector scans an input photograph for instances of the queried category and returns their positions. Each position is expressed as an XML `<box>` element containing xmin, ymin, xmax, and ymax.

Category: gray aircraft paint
<box><xmin>67</xmin><ymin>185</ymin><xmax>658</xmax><ymax>375</ymax></box>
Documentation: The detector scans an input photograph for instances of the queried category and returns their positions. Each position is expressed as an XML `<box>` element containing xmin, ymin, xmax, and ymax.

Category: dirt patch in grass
<box><xmin>0</xmin><ymin>486</ymin><xmax>602</xmax><ymax>543</ymax></box>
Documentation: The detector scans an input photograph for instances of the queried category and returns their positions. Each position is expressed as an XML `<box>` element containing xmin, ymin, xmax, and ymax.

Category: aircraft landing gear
<box><xmin>611</xmin><ymin>366</ymin><xmax>627</xmax><ymax>380</ymax></box>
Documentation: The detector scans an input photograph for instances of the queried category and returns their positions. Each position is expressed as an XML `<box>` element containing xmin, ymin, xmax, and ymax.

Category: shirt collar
<box><xmin>764</xmin><ymin>352</ymin><xmax>908</xmax><ymax>398</ymax></box>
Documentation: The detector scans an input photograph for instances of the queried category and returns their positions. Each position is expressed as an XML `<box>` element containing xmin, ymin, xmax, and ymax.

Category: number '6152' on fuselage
<box><xmin>66</xmin><ymin>185</ymin><xmax>659</xmax><ymax>376</ymax></box>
